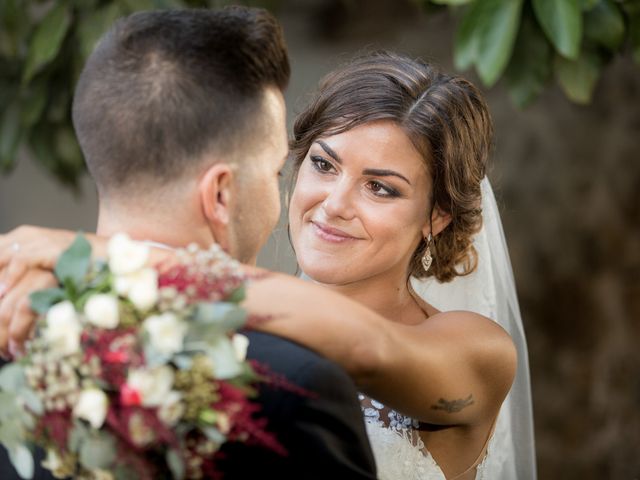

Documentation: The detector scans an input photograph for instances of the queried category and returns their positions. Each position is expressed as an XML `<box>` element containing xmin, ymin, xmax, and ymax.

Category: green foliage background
<box><xmin>1</xmin><ymin>0</ymin><xmax>639</xmax><ymax>188</ymax></box>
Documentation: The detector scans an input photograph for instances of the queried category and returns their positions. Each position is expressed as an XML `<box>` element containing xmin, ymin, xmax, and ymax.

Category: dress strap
<box><xmin>449</xmin><ymin>414</ymin><xmax>498</xmax><ymax>480</ymax></box>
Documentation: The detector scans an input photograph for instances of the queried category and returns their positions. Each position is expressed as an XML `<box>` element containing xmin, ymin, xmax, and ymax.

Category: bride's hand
<box><xmin>0</xmin><ymin>226</ymin><xmax>78</xmax><ymax>292</ymax></box>
<box><xmin>0</xmin><ymin>226</ymin><xmax>92</xmax><ymax>358</ymax></box>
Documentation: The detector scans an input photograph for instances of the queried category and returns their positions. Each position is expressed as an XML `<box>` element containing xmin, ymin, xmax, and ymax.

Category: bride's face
<box><xmin>289</xmin><ymin>120</ymin><xmax>432</xmax><ymax>285</ymax></box>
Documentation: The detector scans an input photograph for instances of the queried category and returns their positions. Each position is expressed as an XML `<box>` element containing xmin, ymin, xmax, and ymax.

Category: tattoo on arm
<box><xmin>430</xmin><ymin>394</ymin><xmax>474</xmax><ymax>413</ymax></box>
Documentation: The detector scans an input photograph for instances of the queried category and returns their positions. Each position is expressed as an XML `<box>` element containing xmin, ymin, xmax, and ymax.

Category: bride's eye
<box><xmin>367</xmin><ymin>180</ymin><xmax>399</xmax><ymax>198</ymax></box>
<box><xmin>310</xmin><ymin>155</ymin><xmax>335</xmax><ymax>173</ymax></box>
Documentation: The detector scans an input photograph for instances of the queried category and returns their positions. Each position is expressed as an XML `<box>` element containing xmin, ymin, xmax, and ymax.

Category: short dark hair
<box><xmin>291</xmin><ymin>51</ymin><xmax>492</xmax><ymax>282</ymax></box>
<box><xmin>73</xmin><ymin>6</ymin><xmax>290</xmax><ymax>195</ymax></box>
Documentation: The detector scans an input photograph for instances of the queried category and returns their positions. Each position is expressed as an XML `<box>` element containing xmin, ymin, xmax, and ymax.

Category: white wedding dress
<box><xmin>357</xmin><ymin>179</ymin><xmax>536</xmax><ymax>480</ymax></box>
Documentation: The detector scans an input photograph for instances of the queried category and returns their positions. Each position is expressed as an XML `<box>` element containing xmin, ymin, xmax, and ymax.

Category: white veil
<box><xmin>410</xmin><ymin>177</ymin><xmax>537</xmax><ymax>479</ymax></box>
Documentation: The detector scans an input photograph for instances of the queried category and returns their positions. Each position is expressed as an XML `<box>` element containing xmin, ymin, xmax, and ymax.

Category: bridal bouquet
<box><xmin>0</xmin><ymin>234</ymin><xmax>282</xmax><ymax>480</ymax></box>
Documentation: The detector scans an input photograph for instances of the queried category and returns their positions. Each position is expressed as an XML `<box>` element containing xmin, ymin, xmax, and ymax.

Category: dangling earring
<box><xmin>421</xmin><ymin>233</ymin><xmax>433</xmax><ymax>272</ymax></box>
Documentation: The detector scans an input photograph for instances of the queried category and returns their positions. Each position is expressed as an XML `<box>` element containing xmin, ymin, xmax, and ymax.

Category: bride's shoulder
<box><xmin>424</xmin><ymin>310</ymin><xmax>517</xmax><ymax>391</ymax></box>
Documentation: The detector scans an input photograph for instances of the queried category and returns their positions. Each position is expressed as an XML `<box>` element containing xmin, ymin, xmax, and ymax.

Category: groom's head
<box><xmin>72</xmin><ymin>7</ymin><xmax>290</xmax><ymax>263</ymax></box>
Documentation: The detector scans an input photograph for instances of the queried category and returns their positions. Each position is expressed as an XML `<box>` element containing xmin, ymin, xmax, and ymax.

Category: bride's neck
<box><xmin>319</xmin><ymin>272</ymin><xmax>420</xmax><ymax>324</ymax></box>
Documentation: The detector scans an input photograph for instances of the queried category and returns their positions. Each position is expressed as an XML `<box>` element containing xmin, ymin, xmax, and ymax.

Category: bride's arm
<box><xmin>0</xmin><ymin>226</ymin><xmax>515</xmax><ymax>426</ymax></box>
<box><xmin>244</xmin><ymin>270</ymin><xmax>517</xmax><ymax>426</ymax></box>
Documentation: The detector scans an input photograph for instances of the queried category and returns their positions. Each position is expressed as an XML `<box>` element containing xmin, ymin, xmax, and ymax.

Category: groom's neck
<box><xmin>96</xmin><ymin>201</ymin><xmax>212</xmax><ymax>249</ymax></box>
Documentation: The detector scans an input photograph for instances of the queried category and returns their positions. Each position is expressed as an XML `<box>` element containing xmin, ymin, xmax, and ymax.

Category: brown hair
<box><xmin>73</xmin><ymin>7</ymin><xmax>290</xmax><ymax>196</ymax></box>
<box><xmin>290</xmin><ymin>51</ymin><xmax>493</xmax><ymax>282</ymax></box>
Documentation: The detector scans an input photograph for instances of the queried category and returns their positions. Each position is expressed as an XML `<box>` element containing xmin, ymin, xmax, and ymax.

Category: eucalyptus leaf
<box><xmin>30</xmin><ymin>287</ymin><xmax>65</xmax><ymax>315</ymax></box>
<box><xmin>554</xmin><ymin>49</ymin><xmax>603</xmax><ymax>104</ymax></box>
<box><xmin>532</xmin><ymin>0</ymin><xmax>582</xmax><ymax>59</ymax></box>
<box><xmin>584</xmin><ymin>0</ymin><xmax>625</xmax><ymax>51</ymax></box>
<box><xmin>22</xmin><ymin>2</ymin><xmax>72</xmax><ymax>84</ymax></box>
<box><xmin>79</xmin><ymin>432</ymin><xmax>116</xmax><ymax>470</ymax></box>
<box><xmin>8</xmin><ymin>443</ymin><xmax>33</xmax><ymax>480</ymax></box>
<box><xmin>20</xmin><ymin>388</ymin><xmax>44</xmax><ymax>416</ymax></box>
<box><xmin>0</xmin><ymin>363</ymin><xmax>26</xmax><ymax>392</ymax></box>
<box><xmin>505</xmin><ymin>13</ymin><xmax>553</xmax><ymax>107</ymax></box>
<box><xmin>194</xmin><ymin>302</ymin><xmax>248</xmax><ymax>332</ymax></box>
<box><xmin>68</xmin><ymin>421</ymin><xmax>89</xmax><ymax>453</ymax></box>
<box><xmin>226</xmin><ymin>285</ymin><xmax>246</xmax><ymax>304</ymax></box>
<box><xmin>166</xmin><ymin>449</ymin><xmax>185</xmax><ymax>480</ymax></box>
<box><xmin>0</xmin><ymin>417</ymin><xmax>25</xmax><ymax>450</ymax></box>
<box><xmin>0</xmin><ymin>391</ymin><xmax>19</xmax><ymax>416</ymax></box>
<box><xmin>54</xmin><ymin>233</ymin><xmax>92</xmax><ymax>287</ymax></box>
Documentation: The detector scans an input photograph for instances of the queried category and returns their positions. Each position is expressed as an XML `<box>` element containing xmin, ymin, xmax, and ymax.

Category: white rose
<box><xmin>84</xmin><ymin>294</ymin><xmax>119</xmax><ymax>329</ymax></box>
<box><xmin>115</xmin><ymin>268</ymin><xmax>158</xmax><ymax>311</ymax></box>
<box><xmin>158</xmin><ymin>390</ymin><xmax>185</xmax><ymax>427</ymax></box>
<box><xmin>231</xmin><ymin>333</ymin><xmax>249</xmax><ymax>362</ymax></box>
<box><xmin>108</xmin><ymin>233</ymin><xmax>149</xmax><ymax>275</ymax></box>
<box><xmin>126</xmin><ymin>366</ymin><xmax>174</xmax><ymax>407</ymax></box>
<box><xmin>73</xmin><ymin>388</ymin><xmax>109</xmax><ymax>429</ymax></box>
<box><xmin>143</xmin><ymin>312</ymin><xmax>187</xmax><ymax>356</ymax></box>
<box><xmin>44</xmin><ymin>301</ymin><xmax>82</xmax><ymax>357</ymax></box>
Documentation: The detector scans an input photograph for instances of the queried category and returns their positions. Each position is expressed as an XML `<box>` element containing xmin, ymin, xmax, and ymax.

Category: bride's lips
<box><xmin>311</xmin><ymin>221</ymin><xmax>359</xmax><ymax>243</ymax></box>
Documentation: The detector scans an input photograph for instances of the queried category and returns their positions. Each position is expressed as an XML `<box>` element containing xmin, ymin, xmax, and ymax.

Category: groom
<box><xmin>0</xmin><ymin>7</ymin><xmax>376</xmax><ymax>480</ymax></box>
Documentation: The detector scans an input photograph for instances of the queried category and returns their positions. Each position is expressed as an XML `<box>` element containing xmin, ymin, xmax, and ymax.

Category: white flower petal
<box><xmin>84</xmin><ymin>294</ymin><xmax>119</xmax><ymax>329</ymax></box>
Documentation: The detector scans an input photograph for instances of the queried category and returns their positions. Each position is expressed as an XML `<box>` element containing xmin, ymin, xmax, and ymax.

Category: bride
<box><xmin>0</xmin><ymin>52</ymin><xmax>535</xmax><ymax>479</ymax></box>
<box><xmin>282</xmin><ymin>51</ymin><xmax>536</xmax><ymax>479</ymax></box>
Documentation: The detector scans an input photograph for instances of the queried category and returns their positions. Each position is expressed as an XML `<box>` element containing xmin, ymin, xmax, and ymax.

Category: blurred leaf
<box><xmin>78</xmin><ymin>3</ymin><xmax>124</xmax><ymax>61</ymax></box>
<box><xmin>0</xmin><ymin>99</ymin><xmax>21</xmax><ymax>172</ymax></box>
<box><xmin>532</xmin><ymin>0</ymin><xmax>582</xmax><ymax>59</ymax></box>
<box><xmin>505</xmin><ymin>12</ymin><xmax>552</xmax><ymax>107</ymax></box>
<box><xmin>474</xmin><ymin>0</ymin><xmax>523</xmax><ymax>86</ymax></box>
<box><xmin>22</xmin><ymin>2</ymin><xmax>72</xmax><ymax>84</ymax></box>
<box><xmin>20</xmin><ymin>81</ymin><xmax>48</xmax><ymax>128</ymax></box>
<box><xmin>584</xmin><ymin>0</ymin><xmax>625</xmax><ymax>50</ymax></box>
<box><xmin>554</xmin><ymin>48</ymin><xmax>603</xmax><ymax>104</ymax></box>
<box><xmin>54</xmin><ymin>233</ymin><xmax>92</xmax><ymax>287</ymax></box>
<box><xmin>453</xmin><ymin>0</ymin><xmax>523</xmax><ymax>84</ymax></box>
<box><xmin>454</xmin><ymin>1</ymin><xmax>483</xmax><ymax>70</ymax></box>
<box><xmin>0</xmin><ymin>0</ymin><xmax>29</xmax><ymax>58</ymax></box>
<box><xmin>55</xmin><ymin>125</ymin><xmax>83</xmax><ymax>169</ymax></box>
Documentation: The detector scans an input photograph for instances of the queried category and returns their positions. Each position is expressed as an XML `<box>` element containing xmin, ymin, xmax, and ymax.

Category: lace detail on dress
<box><xmin>359</xmin><ymin>395</ymin><xmax>498</xmax><ymax>480</ymax></box>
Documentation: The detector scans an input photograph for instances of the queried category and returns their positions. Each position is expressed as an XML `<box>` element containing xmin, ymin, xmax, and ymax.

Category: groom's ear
<box><xmin>199</xmin><ymin>162</ymin><xmax>235</xmax><ymax>245</ymax></box>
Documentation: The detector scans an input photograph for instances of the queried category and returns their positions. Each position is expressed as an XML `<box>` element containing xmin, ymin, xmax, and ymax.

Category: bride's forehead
<box><xmin>317</xmin><ymin>123</ymin><xmax>429</xmax><ymax>172</ymax></box>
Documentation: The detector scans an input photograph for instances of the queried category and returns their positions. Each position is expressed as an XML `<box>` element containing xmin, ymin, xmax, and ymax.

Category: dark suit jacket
<box><xmin>218</xmin><ymin>330</ymin><xmax>377</xmax><ymax>479</ymax></box>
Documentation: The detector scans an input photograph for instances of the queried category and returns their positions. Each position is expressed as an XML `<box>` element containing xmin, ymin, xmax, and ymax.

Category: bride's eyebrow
<box><xmin>314</xmin><ymin>139</ymin><xmax>411</xmax><ymax>186</ymax></box>
<box><xmin>315</xmin><ymin>140</ymin><xmax>342</xmax><ymax>163</ymax></box>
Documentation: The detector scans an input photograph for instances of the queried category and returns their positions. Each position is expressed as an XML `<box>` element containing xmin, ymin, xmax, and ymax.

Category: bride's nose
<box><xmin>321</xmin><ymin>180</ymin><xmax>356</xmax><ymax>220</ymax></box>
